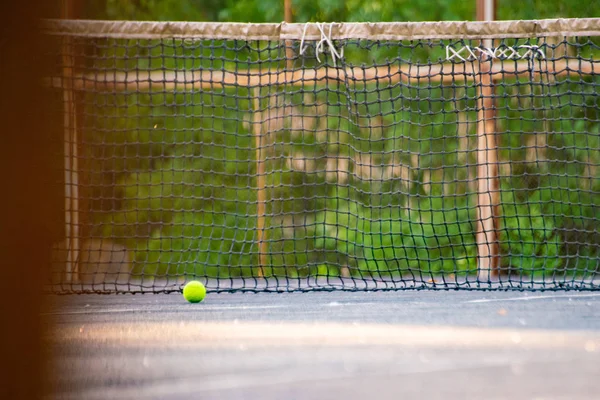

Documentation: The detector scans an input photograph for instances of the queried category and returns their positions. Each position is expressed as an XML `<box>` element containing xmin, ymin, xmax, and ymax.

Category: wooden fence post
<box><xmin>253</xmin><ymin>89</ymin><xmax>267</xmax><ymax>277</ymax></box>
<box><xmin>61</xmin><ymin>0</ymin><xmax>80</xmax><ymax>284</ymax></box>
<box><xmin>476</xmin><ymin>57</ymin><xmax>500</xmax><ymax>280</ymax></box>
<box><xmin>476</xmin><ymin>0</ymin><xmax>500</xmax><ymax>281</ymax></box>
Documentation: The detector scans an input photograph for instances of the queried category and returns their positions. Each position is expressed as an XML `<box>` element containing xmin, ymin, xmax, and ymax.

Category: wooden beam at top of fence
<box><xmin>43</xmin><ymin>59</ymin><xmax>598</xmax><ymax>91</ymax></box>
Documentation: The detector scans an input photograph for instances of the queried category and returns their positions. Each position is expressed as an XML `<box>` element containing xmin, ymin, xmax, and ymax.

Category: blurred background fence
<box><xmin>44</xmin><ymin>1</ymin><xmax>600</xmax><ymax>293</ymax></box>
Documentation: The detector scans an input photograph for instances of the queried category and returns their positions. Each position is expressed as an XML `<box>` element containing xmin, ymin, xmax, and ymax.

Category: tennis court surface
<box><xmin>44</xmin><ymin>291</ymin><xmax>600</xmax><ymax>400</ymax></box>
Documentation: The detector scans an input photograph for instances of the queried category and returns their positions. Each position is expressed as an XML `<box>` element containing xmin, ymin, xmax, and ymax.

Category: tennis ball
<box><xmin>183</xmin><ymin>281</ymin><xmax>206</xmax><ymax>303</ymax></box>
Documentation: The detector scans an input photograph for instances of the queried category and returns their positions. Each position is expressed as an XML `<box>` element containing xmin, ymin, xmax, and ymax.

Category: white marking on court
<box><xmin>325</xmin><ymin>301</ymin><xmax>381</xmax><ymax>307</ymax></box>
<box><xmin>194</xmin><ymin>304</ymin><xmax>288</xmax><ymax>311</ymax></box>
<box><xmin>42</xmin><ymin>304</ymin><xmax>290</xmax><ymax>316</ymax></box>
<box><xmin>465</xmin><ymin>293</ymin><xmax>600</xmax><ymax>304</ymax></box>
<box><xmin>42</xmin><ymin>308</ymin><xmax>146</xmax><ymax>315</ymax></box>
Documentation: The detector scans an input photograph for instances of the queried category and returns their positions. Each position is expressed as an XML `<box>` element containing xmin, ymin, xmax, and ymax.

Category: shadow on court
<box><xmin>43</xmin><ymin>291</ymin><xmax>600</xmax><ymax>400</ymax></box>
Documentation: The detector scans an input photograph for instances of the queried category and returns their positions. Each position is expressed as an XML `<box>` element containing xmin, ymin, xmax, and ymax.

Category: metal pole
<box><xmin>478</xmin><ymin>0</ymin><xmax>496</xmax><ymax>48</ymax></box>
<box><xmin>284</xmin><ymin>0</ymin><xmax>294</xmax><ymax>69</ymax></box>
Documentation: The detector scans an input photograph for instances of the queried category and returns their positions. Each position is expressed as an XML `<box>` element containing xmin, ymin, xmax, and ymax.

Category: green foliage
<box><xmin>312</xmin><ymin>197</ymin><xmax>478</xmax><ymax>278</ymax></box>
<box><xmin>85</xmin><ymin>0</ymin><xmax>600</xmax><ymax>22</ymax></box>
<box><xmin>499</xmin><ymin>189</ymin><xmax>562</xmax><ymax>274</ymax></box>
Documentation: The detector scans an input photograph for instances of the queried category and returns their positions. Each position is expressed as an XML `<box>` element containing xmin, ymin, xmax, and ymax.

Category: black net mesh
<box><xmin>45</xmin><ymin>22</ymin><xmax>600</xmax><ymax>293</ymax></box>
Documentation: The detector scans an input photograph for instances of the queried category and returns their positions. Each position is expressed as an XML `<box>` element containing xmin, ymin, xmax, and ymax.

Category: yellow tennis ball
<box><xmin>183</xmin><ymin>281</ymin><xmax>206</xmax><ymax>303</ymax></box>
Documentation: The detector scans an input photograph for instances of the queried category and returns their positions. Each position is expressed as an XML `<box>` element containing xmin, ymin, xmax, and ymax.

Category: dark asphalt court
<box><xmin>42</xmin><ymin>291</ymin><xmax>600</xmax><ymax>400</ymax></box>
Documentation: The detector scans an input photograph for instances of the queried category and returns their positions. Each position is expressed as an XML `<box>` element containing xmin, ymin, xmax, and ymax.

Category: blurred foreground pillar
<box><xmin>0</xmin><ymin>1</ymin><xmax>61</xmax><ymax>400</ymax></box>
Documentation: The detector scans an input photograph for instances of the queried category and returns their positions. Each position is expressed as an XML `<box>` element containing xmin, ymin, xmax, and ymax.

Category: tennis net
<box><xmin>43</xmin><ymin>18</ymin><xmax>600</xmax><ymax>293</ymax></box>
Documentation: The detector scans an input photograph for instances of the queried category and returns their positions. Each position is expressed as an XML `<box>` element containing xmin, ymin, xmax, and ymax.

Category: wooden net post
<box><xmin>475</xmin><ymin>56</ymin><xmax>500</xmax><ymax>280</ymax></box>
<box><xmin>253</xmin><ymin>89</ymin><xmax>267</xmax><ymax>277</ymax></box>
<box><xmin>61</xmin><ymin>1</ymin><xmax>80</xmax><ymax>284</ymax></box>
<box><xmin>475</xmin><ymin>0</ymin><xmax>500</xmax><ymax>281</ymax></box>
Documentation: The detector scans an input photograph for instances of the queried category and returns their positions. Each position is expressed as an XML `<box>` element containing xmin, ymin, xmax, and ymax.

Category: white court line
<box><xmin>41</xmin><ymin>309</ymin><xmax>147</xmax><ymax>316</ymax></box>
<box><xmin>42</xmin><ymin>304</ymin><xmax>288</xmax><ymax>316</ymax></box>
<box><xmin>465</xmin><ymin>293</ymin><xmax>600</xmax><ymax>304</ymax></box>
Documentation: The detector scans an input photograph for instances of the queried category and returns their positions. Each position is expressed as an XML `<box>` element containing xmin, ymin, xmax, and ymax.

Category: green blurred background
<box><xmin>55</xmin><ymin>1</ymin><xmax>600</xmax><ymax>284</ymax></box>
<box><xmin>78</xmin><ymin>0</ymin><xmax>599</xmax><ymax>23</ymax></box>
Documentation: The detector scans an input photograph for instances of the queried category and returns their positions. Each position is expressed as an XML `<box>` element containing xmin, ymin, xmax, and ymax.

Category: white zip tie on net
<box><xmin>446</xmin><ymin>44</ymin><xmax>545</xmax><ymax>62</ymax></box>
<box><xmin>446</xmin><ymin>44</ymin><xmax>546</xmax><ymax>78</ymax></box>
<box><xmin>299</xmin><ymin>22</ymin><xmax>344</xmax><ymax>67</ymax></box>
